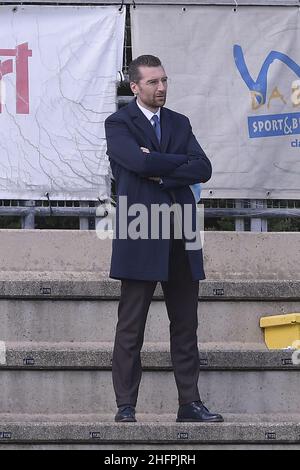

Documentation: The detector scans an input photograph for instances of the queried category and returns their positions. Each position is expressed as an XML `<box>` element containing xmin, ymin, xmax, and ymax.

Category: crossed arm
<box><xmin>105</xmin><ymin>116</ymin><xmax>212</xmax><ymax>189</ymax></box>
<box><xmin>155</xmin><ymin>122</ymin><xmax>212</xmax><ymax>189</ymax></box>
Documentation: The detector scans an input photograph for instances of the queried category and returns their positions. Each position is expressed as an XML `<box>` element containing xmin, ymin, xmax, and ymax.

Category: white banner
<box><xmin>0</xmin><ymin>5</ymin><xmax>125</xmax><ymax>200</ymax></box>
<box><xmin>131</xmin><ymin>5</ymin><xmax>300</xmax><ymax>199</ymax></box>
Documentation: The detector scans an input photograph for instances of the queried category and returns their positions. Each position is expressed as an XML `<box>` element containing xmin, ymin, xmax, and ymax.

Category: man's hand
<box><xmin>140</xmin><ymin>147</ymin><xmax>150</xmax><ymax>153</ymax></box>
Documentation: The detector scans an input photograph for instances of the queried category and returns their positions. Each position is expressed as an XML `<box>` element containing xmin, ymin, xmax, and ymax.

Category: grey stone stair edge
<box><xmin>0</xmin><ymin>414</ymin><xmax>299</xmax><ymax>443</ymax></box>
<box><xmin>2</xmin><ymin>444</ymin><xmax>300</xmax><ymax>449</ymax></box>
<box><xmin>0</xmin><ymin>277</ymin><xmax>299</xmax><ymax>299</ymax></box>
<box><xmin>1</xmin><ymin>342</ymin><xmax>299</xmax><ymax>370</ymax></box>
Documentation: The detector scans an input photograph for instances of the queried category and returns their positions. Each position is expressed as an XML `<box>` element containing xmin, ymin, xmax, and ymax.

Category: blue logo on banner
<box><xmin>248</xmin><ymin>112</ymin><xmax>300</xmax><ymax>138</ymax></box>
<box><xmin>234</xmin><ymin>45</ymin><xmax>300</xmax><ymax>106</ymax></box>
<box><xmin>234</xmin><ymin>45</ymin><xmax>300</xmax><ymax>140</ymax></box>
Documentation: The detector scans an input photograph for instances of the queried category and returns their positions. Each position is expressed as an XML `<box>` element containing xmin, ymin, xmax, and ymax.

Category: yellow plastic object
<box><xmin>260</xmin><ymin>313</ymin><xmax>300</xmax><ymax>349</ymax></box>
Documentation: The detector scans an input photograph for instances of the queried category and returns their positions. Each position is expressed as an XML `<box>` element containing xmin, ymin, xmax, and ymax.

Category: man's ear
<box><xmin>130</xmin><ymin>82</ymin><xmax>138</xmax><ymax>95</ymax></box>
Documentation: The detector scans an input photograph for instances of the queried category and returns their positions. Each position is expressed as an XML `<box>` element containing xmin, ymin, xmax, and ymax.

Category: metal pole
<box><xmin>250</xmin><ymin>200</ymin><xmax>268</xmax><ymax>232</ymax></box>
<box><xmin>21</xmin><ymin>200</ymin><xmax>35</xmax><ymax>229</ymax></box>
<box><xmin>235</xmin><ymin>199</ymin><xmax>245</xmax><ymax>231</ymax></box>
<box><xmin>79</xmin><ymin>201</ymin><xmax>90</xmax><ymax>230</ymax></box>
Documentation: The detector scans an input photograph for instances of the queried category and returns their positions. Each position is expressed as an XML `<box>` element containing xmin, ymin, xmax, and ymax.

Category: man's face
<box><xmin>130</xmin><ymin>65</ymin><xmax>168</xmax><ymax>111</ymax></box>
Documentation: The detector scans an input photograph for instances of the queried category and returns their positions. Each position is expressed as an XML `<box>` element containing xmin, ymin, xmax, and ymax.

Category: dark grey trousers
<box><xmin>112</xmin><ymin>235</ymin><xmax>201</xmax><ymax>407</ymax></box>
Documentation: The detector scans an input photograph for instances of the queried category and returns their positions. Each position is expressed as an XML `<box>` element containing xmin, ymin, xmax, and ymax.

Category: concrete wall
<box><xmin>0</xmin><ymin>230</ymin><xmax>299</xmax><ymax>280</ymax></box>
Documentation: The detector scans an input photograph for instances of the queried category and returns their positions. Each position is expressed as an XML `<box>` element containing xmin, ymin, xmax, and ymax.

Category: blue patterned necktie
<box><xmin>151</xmin><ymin>114</ymin><xmax>161</xmax><ymax>143</ymax></box>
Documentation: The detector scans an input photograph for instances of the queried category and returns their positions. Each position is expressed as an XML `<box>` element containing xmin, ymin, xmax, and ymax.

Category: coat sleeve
<box><xmin>105</xmin><ymin>116</ymin><xmax>188</xmax><ymax>177</ymax></box>
<box><xmin>159</xmin><ymin>120</ymin><xmax>212</xmax><ymax>189</ymax></box>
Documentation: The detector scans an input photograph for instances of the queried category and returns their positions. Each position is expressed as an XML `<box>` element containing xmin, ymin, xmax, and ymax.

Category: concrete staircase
<box><xmin>0</xmin><ymin>230</ymin><xmax>299</xmax><ymax>449</ymax></box>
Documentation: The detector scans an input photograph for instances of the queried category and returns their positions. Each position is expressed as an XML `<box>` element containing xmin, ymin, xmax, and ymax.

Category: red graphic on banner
<box><xmin>0</xmin><ymin>42</ymin><xmax>32</xmax><ymax>114</ymax></box>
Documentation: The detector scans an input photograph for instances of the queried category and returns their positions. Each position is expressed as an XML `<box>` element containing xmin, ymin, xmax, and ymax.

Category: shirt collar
<box><xmin>136</xmin><ymin>99</ymin><xmax>161</xmax><ymax>121</ymax></box>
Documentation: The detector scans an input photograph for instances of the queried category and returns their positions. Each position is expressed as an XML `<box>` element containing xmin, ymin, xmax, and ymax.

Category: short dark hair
<box><xmin>128</xmin><ymin>55</ymin><xmax>162</xmax><ymax>83</ymax></box>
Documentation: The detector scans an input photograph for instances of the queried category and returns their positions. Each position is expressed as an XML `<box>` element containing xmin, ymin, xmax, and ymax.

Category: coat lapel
<box><xmin>160</xmin><ymin>107</ymin><xmax>171</xmax><ymax>153</ymax></box>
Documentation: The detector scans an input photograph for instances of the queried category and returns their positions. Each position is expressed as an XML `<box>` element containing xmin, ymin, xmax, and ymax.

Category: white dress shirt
<box><xmin>136</xmin><ymin>99</ymin><xmax>160</xmax><ymax>125</ymax></box>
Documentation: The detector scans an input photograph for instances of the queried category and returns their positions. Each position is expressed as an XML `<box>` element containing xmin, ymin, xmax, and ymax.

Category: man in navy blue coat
<box><xmin>105</xmin><ymin>55</ymin><xmax>223</xmax><ymax>423</ymax></box>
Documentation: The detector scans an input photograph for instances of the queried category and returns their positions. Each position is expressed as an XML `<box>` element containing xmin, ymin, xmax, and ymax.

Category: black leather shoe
<box><xmin>115</xmin><ymin>405</ymin><xmax>136</xmax><ymax>422</ymax></box>
<box><xmin>176</xmin><ymin>401</ymin><xmax>224</xmax><ymax>423</ymax></box>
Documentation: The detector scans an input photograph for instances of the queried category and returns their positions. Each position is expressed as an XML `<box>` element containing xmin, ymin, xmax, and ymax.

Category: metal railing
<box><xmin>0</xmin><ymin>199</ymin><xmax>107</xmax><ymax>229</ymax></box>
<box><xmin>1</xmin><ymin>197</ymin><xmax>300</xmax><ymax>231</ymax></box>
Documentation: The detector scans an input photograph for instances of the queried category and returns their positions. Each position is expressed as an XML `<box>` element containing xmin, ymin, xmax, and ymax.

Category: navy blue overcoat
<box><xmin>104</xmin><ymin>98</ymin><xmax>212</xmax><ymax>281</ymax></box>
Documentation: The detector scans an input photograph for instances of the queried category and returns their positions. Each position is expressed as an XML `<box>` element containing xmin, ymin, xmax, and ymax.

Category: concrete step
<box><xmin>0</xmin><ymin>342</ymin><xmax>298</xmax><ymax>370</ymax></box>
<box><xmin>0</xmin><ymin>275</ymin><xmax>299</xmax><ymax>299</ymax></box>
<box><xmin>0</xmin><ymin>230</ymin><xmax>298</xmax><ymax>448</ymax></box>
<box><xmin>0</xmin><ymin>279</ymin><xmax>299</xmax><ymax>344</ymax></box>
<box><xmin>1</xmin><ymin>443</ymin><xmax>300</xmax><ymax>449</ymax></box>
<box><xmin>0</xmin><ymin>344</ymin><xmax>299</xmax><ymax>415</ymax></box>
<box><xmin>0</xmin><ymin>413</ymin><xmax>299</xmax><ymax>447</ymax></box>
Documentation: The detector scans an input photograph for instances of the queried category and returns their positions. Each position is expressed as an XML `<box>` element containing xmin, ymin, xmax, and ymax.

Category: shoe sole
<box><xmin>115</xmin><ymin>418</ymin><xmax>137</xmax><ymax>423</ymax></box>
<box><xmin>176</xmin><ymin>418</ymin><xmax>224</xmax><ymax>423</ymax></box>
